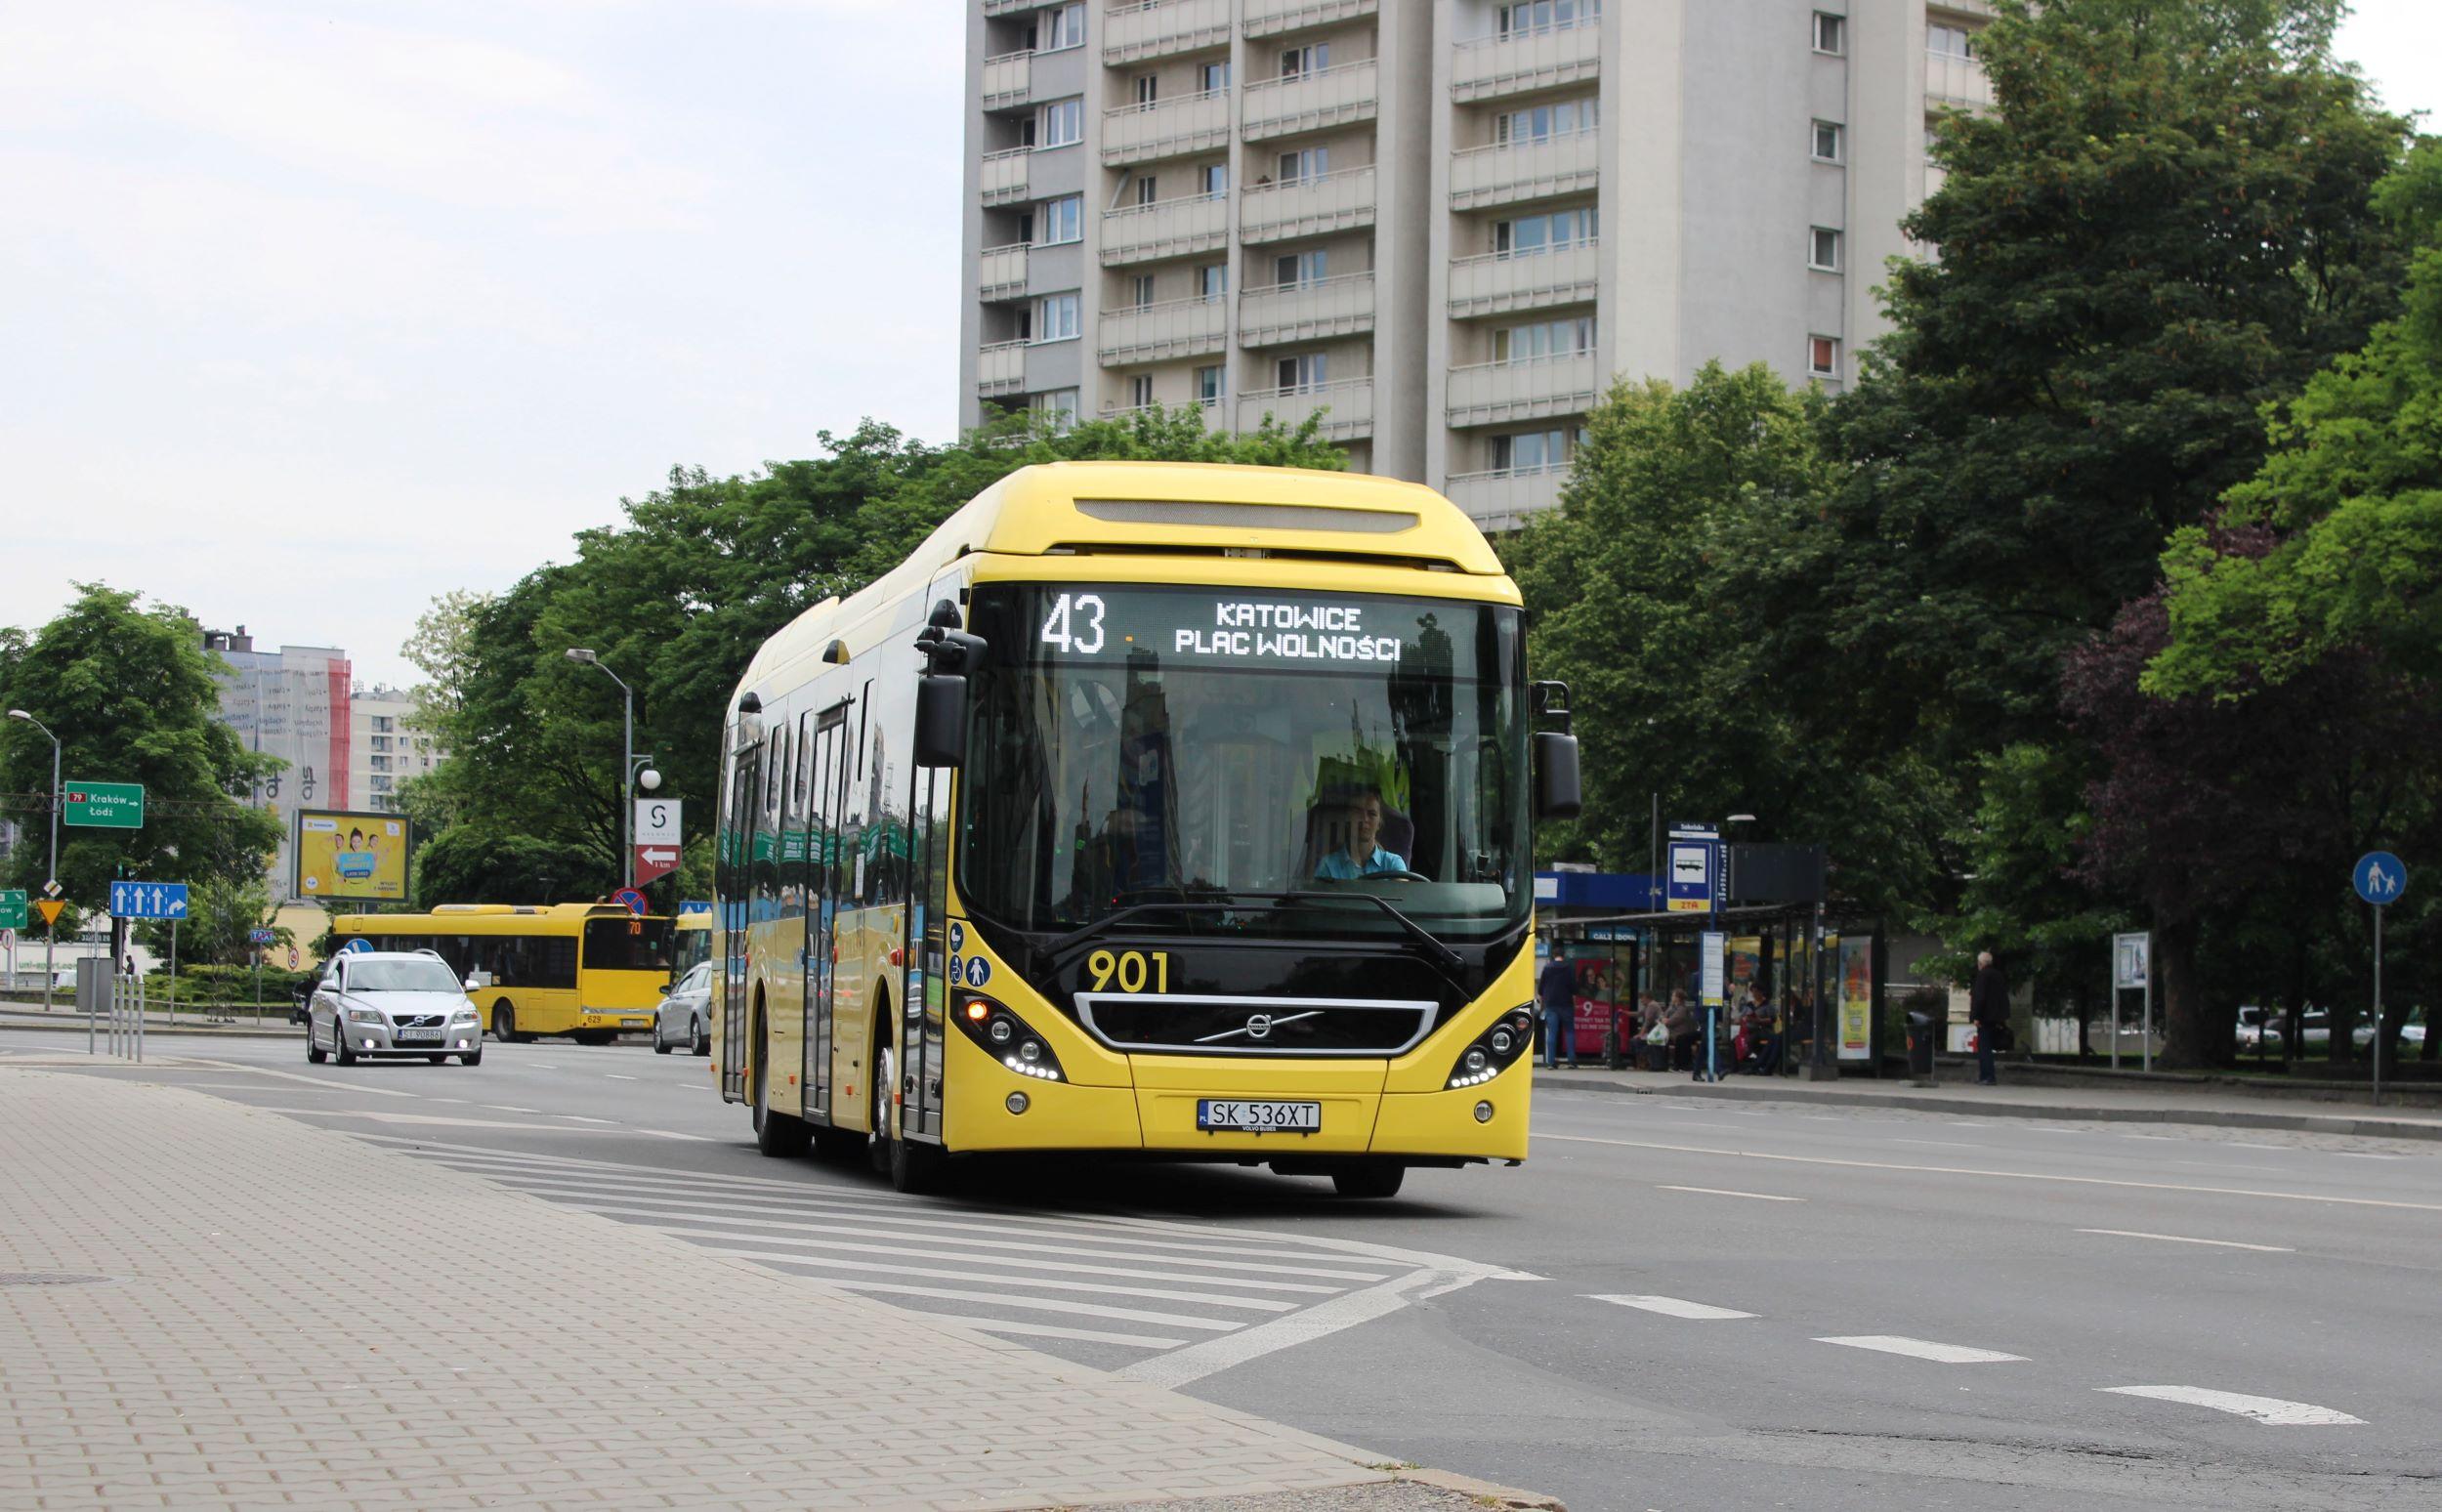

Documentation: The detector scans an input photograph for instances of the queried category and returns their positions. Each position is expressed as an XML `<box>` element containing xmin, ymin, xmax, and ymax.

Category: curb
<box><xmin>0</xmin><ymin>1015</ymin><xmax>301</xmax><ymax>1039</ymax></box>
<box><xmin>1533</xmin><ymin>1071</ymin><xmax>2442</xmax><ymax>1144</ymax></box>
<box><xmin>1396</xmin><ymin>1465</ymin><xmax>1568</xmax><ymax>1510</ymax></box>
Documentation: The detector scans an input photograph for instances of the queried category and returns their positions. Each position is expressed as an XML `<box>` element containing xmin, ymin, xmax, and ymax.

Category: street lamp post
<box><xmin>7</xmin><ymin>710</ymin><xmax>63</xmax><ymax>1024</ymax></box>
<box><xmin>565</xmin><ymin>651</ymin><xmax>662</xmax><ymax>892</ymax></box>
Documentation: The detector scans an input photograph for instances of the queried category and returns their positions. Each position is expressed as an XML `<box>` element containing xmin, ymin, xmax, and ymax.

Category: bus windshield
<box><xmin>960</xmin><ymin>584</ymin><xmax>1530</xmax><ymax>943</ymax></box>
<box><xmin>582</xmin><ymin>917</ymin><xmax>676</xmax><ymax>974</ymax></box>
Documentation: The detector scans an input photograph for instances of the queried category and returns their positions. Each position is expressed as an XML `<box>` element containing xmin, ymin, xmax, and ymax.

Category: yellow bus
<box><xmin>335</xmin><ymin>903</ymin><xmax>678</xmax><ymax>1043</ymax></box>
<box><xmin>713</xmin><ymin>461</ymin><xmax>1579</xmax><ymax>1195</ymax></box>
<box><xmin>673</xmin><ymin>908</ymin><xmax>712</xmax><ymax>977</ymax></box>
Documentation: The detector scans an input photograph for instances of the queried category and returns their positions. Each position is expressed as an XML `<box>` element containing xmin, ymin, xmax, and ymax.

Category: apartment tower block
<box><xmin>959</xmin><ymin>0</ymin><xmax>1993</xmax><ymax>528</ymax></box>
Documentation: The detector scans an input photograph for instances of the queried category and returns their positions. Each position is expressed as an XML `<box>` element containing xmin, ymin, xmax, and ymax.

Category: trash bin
<box><xmin>1907</xmin><ymin>1009</ymin><xmax>1938</xmax><ymax>1086</ymax></box>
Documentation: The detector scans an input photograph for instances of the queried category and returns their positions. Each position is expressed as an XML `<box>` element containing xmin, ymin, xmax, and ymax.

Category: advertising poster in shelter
<box><xmin>1836</xmin><ymin>935</ymin><xmax>1874</xmax><ymax>1061</ymax></box>
<box><xmin>295</xmin><ymin>811</ymin><xmax>409</xmax><ymax>902</ymax></box>
<box><xmin>1728</xmin><ymin>937</ymin><xmax>1763</xmax><ymax>996</ymax></box>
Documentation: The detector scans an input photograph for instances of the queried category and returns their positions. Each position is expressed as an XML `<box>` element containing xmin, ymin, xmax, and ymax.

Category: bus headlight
<box><xmin>1446</xmin><ymin>1005</ymin><xmax>1537</xmax><ymax>1089</ymax></box>
<box><xmin>950</xmin><ymin>993</ymin><xmax>1066</xmax><ymax>1083</ymax></box>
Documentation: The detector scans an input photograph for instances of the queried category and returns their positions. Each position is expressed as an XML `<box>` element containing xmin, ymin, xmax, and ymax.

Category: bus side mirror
<box><xmin>915</xmin><ymin>674</ymin><xmax>968</xmax><ymax>769</ymax></box>
<box><xmin>1534</xmin><ymin>732</ymin><xmax>1581</xmax><ymax>819</ymax></box>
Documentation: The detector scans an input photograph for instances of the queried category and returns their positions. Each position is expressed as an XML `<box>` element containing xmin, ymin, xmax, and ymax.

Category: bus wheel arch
<box><xmin>752</xmin><ymin>988</ymin><xmax>808</xmax><ymax>1158</ymax></box>
<box><xmin>872</xmin><ymin>991</ymin><xmax>941</xmax><ymax>1194</ymax></box>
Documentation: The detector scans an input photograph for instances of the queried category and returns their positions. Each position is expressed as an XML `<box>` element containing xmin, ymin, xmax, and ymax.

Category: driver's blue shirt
<box><xmin>1315</xmin><ymin>845</ymin><xmax>1408</xmax><ymax>880</ymax></box>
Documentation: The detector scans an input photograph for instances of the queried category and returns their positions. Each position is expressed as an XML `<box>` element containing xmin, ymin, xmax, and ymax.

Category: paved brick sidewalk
<box><xmin>0</xmin><ymin>1070</ymin><xmax>1458</xmax><ymax>1512</ymax></box>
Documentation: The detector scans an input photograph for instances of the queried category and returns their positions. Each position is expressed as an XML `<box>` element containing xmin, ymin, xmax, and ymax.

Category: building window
<box><xmin>1128</xmin><ymin>374</ymin><xmax>1155</xmax><ymax>408</ymax></box>
<box><xmin>1034</xmin><ymin>293</ymin><xmax>1079</xmax><ymax>342</ymax></box>
<box><xmin>1278</xmin><ymin>146</ymin><xmax>1329</xmax><ymax>185</ymax></box>
<box><xmin>1038</xmin><ymin>98</ymin><xmax>1082</xmax><ymax>149</ymax></box>
<box><xmin>370</xmin><ymin>716</ymin><xmax>395</xmax><ymax>734</ymax></box>
<box><xmin>1812</xmin><ymin>120</ymin><xmax>1844</xmax><ymax>162</ymax></box>
<box><xmin>1492</xmin><ymin>428</ymin><xmax>1568</xmax><ymax>474</ymax></box>
<box><xmin>370</xmin><ymin>775</ymin><xmax>393</xmax><ymax>793</ymax></box>
<box><xmin>1040</xmin><ymin>3</ymin><xmax>1085</xmax><ymax>52</ymax></box>
<box><xmin>1200</xmin><ymin>162</ymin><xmax>1229</xmax><ymax>198</ymax></box>
<box><xmin>1280</xmin><ymin>43</ymin><xmax>1328</xmax><ymax>78</ymax></box>
<box><xmin>1036</xmin><ymin>195</ymin><xmax>1081</xmax><ymax>245</ymax></box>
<box><xmin>369</xmin><ymin>735</ymin><xmax>392</xmax><ymax>752</ymax></box>
<box><xmin>1032</xmin><ymin>389</ymin><xmax>1080</xmax><ymax>430</ymax></box>
<box><xmin>1494</xmin><ymin>206</ymin><xmax>1597</xmax><ymax>258</ymax></box>
<box><xmin>1197</xmin><ymin>365</ymin><xmax>1225</xmax><ymax>403</ymax></box>
<box><xmin>1809</xmin><ymin>336</ymin><xmax>1839</xmax><ymax>377</ymax></box>
<box><xmin>1809</xmin><ymin>227</ymin><xmax>1841</xmax><ymax>271</ymax></box>
<box><xmin>1133</xmin><ymin>73</ymin><xmax>1159</xmax><ymax>106</ymax></box>
<box><xmin>1928</xmin><ymin>22</ymin><xmax>1976</xmax><ymax>59</ymax></box>
<box><xmin>1199</xmin><ymin>61</ymin><xmax>1230</xmax><ymax>94</ymax></box>
<box><xmin>369</xmin><ymin>755</ymin><xmax>391</xmax><ymax>773</ymax></box>
<box><xmin>1130</xmin><ymin>273</ymin><xmax>1157</xmax><ymax>310</ymax></box>
<box><xmin>1136</xmin><ymin>173</ymin><xmax>1158</xmax><ymax>206</ymax></box>
<box><xmin>1197</xmin><ymin>263</ymin><xmax>1228</xmax><ymax>302</ymax></box>
<box><xmin>1494</xmin><ymin>96</ymin><xmax>1598</xmax><ymax>146</ymax></box>
<box><xmin>1493</xmin><ymin>316</ymin><xmax>1595</xmax><ymax>363</ymax></box>
<box><xmin>1274</xmin><ymin>248</ymin><xmax>1328</xmax><ymax>289</ymax></box>
<box><xmin>1498</xmin><ymin>0</ymin><xmax>1600</xmax><ymax>38</ymax></box>
<box><xmin>1276</xmin><ymin>352</ymin><xmax>1328</xmax><ymax>392</ymax></box>
<box><xmin>1813</xmin><ymin>12</ymin><xmax>1845</xmax><ymax>55</ymax></box>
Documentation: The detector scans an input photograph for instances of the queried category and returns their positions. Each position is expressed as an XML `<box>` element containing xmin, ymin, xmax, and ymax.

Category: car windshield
<box><xmin>960</xmin><ymin>584</ymin><xmax>1529</xmax><ymax>942</ymax></box>
<box><xmin>344</xmin><ymin>959</ymin><xmax>463</xmax><ymax>994</ymax></box>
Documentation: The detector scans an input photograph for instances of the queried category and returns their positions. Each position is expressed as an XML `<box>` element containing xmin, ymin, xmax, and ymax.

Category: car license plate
<box><xmin>1197</xmin><ymin>1099</ymin><xmax>1321</xmax><ymax>1133</ymax></box>
<box><xmin>395</xmin><ymin>1029</ymin><xmax>442</xmax><ymax>1043</ymax></box>
<box><xmin>622</xmin><ymin>1018</ymin><xmax>649</xmax><ymax>1029</ymax></box>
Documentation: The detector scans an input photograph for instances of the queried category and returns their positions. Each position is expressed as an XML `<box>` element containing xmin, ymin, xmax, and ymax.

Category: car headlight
<box><xmin>1446</xmin><ymin>1005</ymin><xmax>1538</xmax><ymax>1089</ymax></box>
<box><xmin>449</xmin><ymin>1009</ymin><xmax>478</xmax><ymax>1023</ymax></box>
<box><xmin>345</xmin><ymin>1007</ymin><xmax>384</xmax><ymax>1025</ymax></box>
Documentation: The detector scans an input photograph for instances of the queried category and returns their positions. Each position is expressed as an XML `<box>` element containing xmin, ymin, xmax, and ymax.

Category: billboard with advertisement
<box><xmin>1836</xmin><ymin>935</ymin><xmax>1874</xmax><ymax>1062</ymax></box>
<box><xmin>295</xmin><ymin>810</ymin><xmax>409</xmax><ymax>902</ymax></box>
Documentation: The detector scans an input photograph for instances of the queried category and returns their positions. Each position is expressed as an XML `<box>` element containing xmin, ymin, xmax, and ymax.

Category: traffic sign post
<box><xmin>2354</xmin><ymin>852</ymin><xmax>2409</xmax><ymax>1106</ymax></box>
<box><xmin>107</xmin><ymin>881</ymin><xmax>189</xmax><ymax>920</ymax></box>
<box><xmin>0</xmin><ymin>890</ymin><xmax>24</xmax><ymax>931</ymax></box>
<box><xmin>634</xmin><ymin>798</ymin><xmax>683</xmax><ymax>888</ymax></box>
<box><xmin>63</xmin><ymin>781</ymin><xmax>144</xmax><ymax>828</ymax></box>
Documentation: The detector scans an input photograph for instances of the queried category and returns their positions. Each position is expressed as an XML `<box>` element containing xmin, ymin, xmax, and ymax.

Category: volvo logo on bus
<box><xmin>1244</xmin><ymin>1014</ymin><xmax>1273</xmax><ymax>1040</ymax></box>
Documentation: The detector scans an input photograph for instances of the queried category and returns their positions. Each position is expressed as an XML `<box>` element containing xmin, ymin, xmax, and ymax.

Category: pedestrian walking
<box><xmin>1538</xmin><ymin>946</ymin><xmax>1578</xmax><ymax>1069</ymax></box>
<box><xmin>1970</xmin><ymin>949</ymin><xmax>2008</xmax><ymax>1086</ymax></box>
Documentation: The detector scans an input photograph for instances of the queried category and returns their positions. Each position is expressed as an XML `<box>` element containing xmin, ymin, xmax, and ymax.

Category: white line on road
<box><xmin>1587</xmin><ymin>1294</ymin><xmax>1757</xmax><ymax>1320</ymax></box>
<box><xmin>259</xmin><ymin>1108</ymin><xmax>613</xmax><ymax>1133</ymax></box>
<box><xmin>1118</xmin><ymin>1263</ymin><xmax>1487</xmax><ymax>1389</ymax></box>
<box><xmin>561</xmin><ymin>1115</ymin><xmax>616</xmax><ymax>1124</ymax></box>
<box><xmin>2231</xmin><ymin>1142</ymin><xmax>2290</xmax><ymax>1151</ymax></box>
<box><xmin>606</xmin><ymin>1074</ymin><xmax>637</xmax><ymax>1081</ymax></box>
<box><xmin>184</xmin><ymin>1060</ymin><xmax>425</xmax><ymax>1098</ymax></box>
<box><xmin>1657</xmin><ymin>1185</ymin><xmax>1803</xmax><ymax>1202</ymax></box>
<box><xmin>2122</xmin><ymin>1134</ymin><xmax>2182</xmax><ymax>1142</ymax></box>
<box><xmin>483</xmin><ymin>1106</ymin><xmax>541</xmax><ymax>1113</ymax></box>
<box><xmin>2077</xmin><ymin>1229</ymin><xmax>2295</xmax><ymax>1253</ymax></box>
<box><xmin>2099</xmin><ymin>1385</ymin><xmax>2362</xmax><ymax>1425</ymax></box>
<box><xmin>1817</xmin><ymin>1335</ymin><xmax>2027</xmax><ymax>1365</ymax></box>
<box><xmin>1535</xmin><ymin>1132</ymin><xmax>2442</xmax><ymax>1213</ymax></box>
<box><xmin>906</xmin><ymin>1313</ymin><xmax>1188</xmax><ymax>1350</ymax></box>
<box><xmin>694</xmin><ymin>1242</ymin><xmax>1298</xmax><ymax>1312</ymax></box>
<box><xmin>2335</xmin><ymin>1153</ymin><xmax>2403</xmax><ymax>1160</ymax></box>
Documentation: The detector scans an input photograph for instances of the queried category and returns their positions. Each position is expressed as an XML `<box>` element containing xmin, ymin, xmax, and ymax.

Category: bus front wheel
<box><xmin>752</xmin><ymin>1014</ymin><xmax>810</xmax><ymax>1158</ymax></box>
<box><xmin>871</xmin><ymin>1029</ymin><xmax>942</xmax><ymax>1195</ymax></box>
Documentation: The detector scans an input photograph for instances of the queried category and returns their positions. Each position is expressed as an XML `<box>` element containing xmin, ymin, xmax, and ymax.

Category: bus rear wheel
<box><xmin>1328</xmin><ymin>1162</ymin><xmax>1406</xmax><ymax>1199</ymax></box>
<box><xmin>752</xmin><ymin>1015</ymin><xmax>810</xmax><ymax>1158</ymax></box>
<box><xmin>492</xmin><ymin>1003</ymin><xmax>525</xmax><ymax>1043</ymax></box>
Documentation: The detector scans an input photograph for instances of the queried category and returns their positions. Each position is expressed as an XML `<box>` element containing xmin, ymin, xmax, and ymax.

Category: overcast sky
<box><xmin>4</xmin><ymin>1</ymin><xmax>2437</xmax><ymax>691</ymax></box>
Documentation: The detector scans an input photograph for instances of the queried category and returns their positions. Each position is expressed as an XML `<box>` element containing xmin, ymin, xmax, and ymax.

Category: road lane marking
<box><xmin>687</xmin><ymin>1242</ymin><xmax>1297</xmax><ymax>1311</ymax></box>
<box><xmin>1118</xmin><ymin>1262</ymin><xmax>1488</xmax><ymax>1390</ymax></box>
<box><xmin>905</xmin><ymin>1314</ymin><xmax>1188</xmax><ymax>1350</ymax></box>
<box><xmin>741</xmin><ymin>1274</ymin><xmax>1242</xmax><ymax>1331</ymax></box>
<box><xmin>1817</xmin><ymin>1335</ymin><xmax>2026</xmax><ymax>1365</ymax></box>
<box><xmin>2099</xmin><ymin>1386</ymin><xmax>2362</xmax><ymax>1425</ymax></box>
<box><xmin>2076</xmin><ymin>1229</ymin><xmax>2294</xmax><ymax>1252</ymax></box>
<box><xmin>2232</xmin><ymin>1142</ymin><xmax>2289</xmax><ymax>1151</ymax></box>
<box><xmin>1657</xmin><ymin>1185</ymin><xmax>1803</xmax><ymax>1202</ymax></box>
<box><xmin>1534</xmin><ymin>1132</ymin><xmax>2442</xmax><ymax>1212</ymax></box>
<box><xmin>259</xmin><ymin>1108</ymin><xmax>614</xmax><ymax>1132</ymax></box>
<box><xmin>2335</xmin><ymin>1153</ymin><xmax>2402</xmax><ymax>1160</ymax></box>
<box><xmin>1587</xmin><ymin>1294</ymin><xmax>1756</xmax><ymax>1321</ymax></box>
<box><xmin>606</xmin><ymin>1074</ymin><xmax>638</xmax><ymax>1081</ymax></box>
<box><xmin>483</xmin><ymin>1105</ymin><xmax>540</xmax><ymax>1113</ymax></box>
<box><xmin>561</xmin><ymin>1115</ymin><xmax>616</xmax><ymax>1124</ymax></box>
<box><xmin>183</xmin><ymin>1060</ymin><xmax>425</xmax><ymax>1098</ymax></box>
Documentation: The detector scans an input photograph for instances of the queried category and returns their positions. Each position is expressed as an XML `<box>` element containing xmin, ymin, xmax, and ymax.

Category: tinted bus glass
<box><xmin>583</xmin><ymin>917</ymin><xmax>676</xmax><ymax>974</ymax></box>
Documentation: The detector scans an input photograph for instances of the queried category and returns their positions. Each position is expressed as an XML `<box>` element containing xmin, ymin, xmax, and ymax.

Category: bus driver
<box><xmin>1314</xmin><ymin>785</ymin><xmax>1411</xmax><ymax>880</ymax></box>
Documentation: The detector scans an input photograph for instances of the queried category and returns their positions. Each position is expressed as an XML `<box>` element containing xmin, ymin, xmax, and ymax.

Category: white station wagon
<box><xmin>307</xmin><ymin>950</ymin><xmax>484</xmax><ymax>1067</ymax></box>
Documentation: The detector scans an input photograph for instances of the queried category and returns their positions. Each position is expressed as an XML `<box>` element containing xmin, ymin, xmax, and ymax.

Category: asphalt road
<box><xmin>8</xmin><ymin>1029</ymin><xmax>2437</xmax><ymax>1511</ymax></box>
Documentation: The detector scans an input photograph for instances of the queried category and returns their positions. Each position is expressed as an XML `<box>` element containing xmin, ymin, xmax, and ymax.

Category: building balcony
<box><xmin>1241</xmin><ymin>58</ymin><xmax>1379</xmax><ymax>142</ymax></box>
<box><xmin>978</xmin><ymin>243</ymin><xmax>1030</xmax><ymax>302</ymax></box>
<box><xmin>981</xmin><ymin>50</ymin><xmax>1032</xmax><ymax>111</ymax></box>
<box><xmin>1242</xmin><ymin>0</ymin><xmax>1376</xmax><ymax>36</ymax></box>
<box><xmin>1238</xmin><ymin>272</ymin><xmax>1375</xmax><ymax>347</ymax></box>
<box><xmin>1099</xmin><ymin>191</ymin><xmax>1230</xmax><ymax>265</ymax></box>
<box><xmin>982</xmin><ymin>0</ymin><xmax>1047</xmax><ymax>15</ymax></box>
<box><xmin>1446</xmin><ymin>352</ymin><xmax>1600</xmax><ymax>427</ymax></box>
<box><xmin>1451</xmin><ymin>16</ymin><xmax>1602</xmax><ymax>103</ymax></box>
<box><xmin>1925</xmin><ymin>50</ymin><xmax>1993</xmax><ymax>110</ymax></box>
<box><xmin>1444</xmin><ymin>465</ymin><xmax>1568</xmax><ymax>531</ymax></box>
<box><xmin>1448</xmin><ymin>241</ymin><xmax>1601</xmax><ymax>319</ymax></box>
<box><xmin>978</xmin><ymin>341</ymin><xmax>1028</xmax><ymax>398</ymax></box>
<box><xmin>981</xmin><ymin>147</ymin><xmax>1031</xmax><ymax>206</ymax></box>
<box><xmin>1102</xmin><ymin>89</ymin><xmax>1231</xmax><ymax>166</ymax></box>
<box><xmin>1102</xmin><ymin>0</ymin><xmax>1231</xmax><ymax>64</ymax></box>
<box><xmin>1239</xmin><ymin>165</ymin><xmax>1376</xmax><ymax>244</ymax></box>
<box><xmin>1449</xmin><ymin>130</ymin><xmax>1600</xmax><ymax>212</ymax></box>
<box><xmin>1239</xmin><ymin>378</ymin><xmax>1373</xmax><ymax>440</ymax></box>
<box><xmin>1097</xmin><ymin>296</ymin><xmax>1228</xmax><ymax>362</ymax></box>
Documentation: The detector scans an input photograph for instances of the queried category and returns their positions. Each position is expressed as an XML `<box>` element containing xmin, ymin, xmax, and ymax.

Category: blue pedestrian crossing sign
<box><xmin>2354</xmin><ymin>852</ymin><xmax>2408</xmax><ymax>907</ymax></box>
<box><xmin>107</xmin><ymin>881</ymin><xmax>190</xmax><ymax>920</ymax></box>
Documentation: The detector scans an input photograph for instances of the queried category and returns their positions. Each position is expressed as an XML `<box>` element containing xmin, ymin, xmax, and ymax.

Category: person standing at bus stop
<box><xmin>1538</xmin><ymin>945</ymin><xmax>1578</xmax><ymax>1069</ymax></box>
<box><xmin>1970</xmin><ymin>949</ymin><xmax>2008</xmax><ymax>1085</ymax></box>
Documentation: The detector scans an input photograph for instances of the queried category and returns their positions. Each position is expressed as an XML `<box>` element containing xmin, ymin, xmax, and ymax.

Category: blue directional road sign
<box><xmin>2355</xmin><ymin>852</ymin><xmax>2409</xmax><ymax>907</ymax></box>
<box><xmin>340</xmin><ymin>938</ymin><xmax>375</xmax><ymax>954</ymax></box>
<box><xmin>107</xmin><ymin>881</ymin><xmax>190</xmax><ymax>920</ymax></box>
<box><xmin>248</xmin><ymin>928</ymin><xmax>277</xmax><ymax>945</ymax></box>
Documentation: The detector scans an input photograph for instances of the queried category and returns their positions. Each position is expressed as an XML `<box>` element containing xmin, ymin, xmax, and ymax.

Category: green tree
<box><xmin>133</xmin><ymin>874</ymin><xmax>288</xmax><ymax>967</ymax></box>
<box><xmin>0</xmin><ymin>585</ymin><xmax>283</xmax><ymax>906</ymax></box>
<box><xmin>411</xmin><ymin>825</ymin><xmax>605</xmax><ymax>906</ymax></box>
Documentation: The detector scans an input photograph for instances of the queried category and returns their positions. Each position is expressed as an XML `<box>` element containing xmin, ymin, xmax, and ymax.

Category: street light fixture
<box><xmin>564</xmin><ymin>651</ymin><xmax>658</xmax><ymax>891</ymax></box>
<box><xmin>8</xmin><ymin>709</ymin><xmax>63</xmax><ymax>1023</ymax></box>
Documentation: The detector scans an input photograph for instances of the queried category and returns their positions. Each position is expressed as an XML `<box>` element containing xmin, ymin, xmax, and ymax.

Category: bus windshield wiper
<box><xmin>1044</xmin><ymin>889</ymin><xmax>1469</xmax><ymax>991</ymax></box>
<box><xmin>1280</xmin><ymin>889</ymin><xmax>1469</xmax><ymax>982</ymax></box>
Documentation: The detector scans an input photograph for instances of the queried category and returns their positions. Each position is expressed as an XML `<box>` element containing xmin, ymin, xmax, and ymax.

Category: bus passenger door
<box><xmin>803</xmin><ymin>702</ymin><xmax>852</xmax><ymax>1122</ymax></box>
<box><xmin>719</xmin><ymin>740</ymin><xmax>759</xmax><ymax>1101</ymax></box>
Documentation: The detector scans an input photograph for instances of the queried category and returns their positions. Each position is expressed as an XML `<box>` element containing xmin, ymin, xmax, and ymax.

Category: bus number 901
<box><xmin>1086</xmin><ymin>949</ymin><xmax>1169</xmax><ymax>993</ymax></box>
